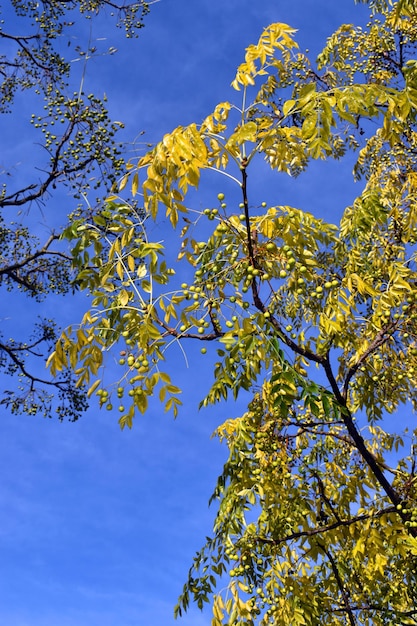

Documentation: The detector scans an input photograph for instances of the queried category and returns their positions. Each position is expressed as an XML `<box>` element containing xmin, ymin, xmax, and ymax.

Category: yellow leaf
<box><xmin>283</xmin><ymin>99</ymin><xmax>296</xmax><ymax>116</ymax></box>
<box><xmin>127</xmin><ymin>255</ymin><xmax>135</xmax><ymax>272</ymax></box>
<box><xmin>131</xmin><ymin>172</ymin><xmax>139</xmax><ymax>197</ymax></box>
<box><xmin>119</xmin><ymin>173</ymin><xmax>129</xmax><ymax>191</ymax></box>
<box><xmin>87</xmin><ymin>379</ymin><xmax>101</xmax><ymax>398</ymax></box>
<box><xmin>119</xmin><ymin>289</ymin><xmax>129</xmax><ymax>306</ymax></box>
<box><xmin>116</xmin><ymin>261</ymin><xmax>124</xmax><ymax>280</ymax></box>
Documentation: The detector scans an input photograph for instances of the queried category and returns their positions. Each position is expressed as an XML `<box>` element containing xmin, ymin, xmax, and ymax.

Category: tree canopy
<box><xmin>0</xmin><ymin>0</ymin><xmax>151</xmax><ymax>419</ymax></box>
<box><xmin>50</xmin><ymin>0</ymin><xmax>417</xmax><ymax>623</ymax></box>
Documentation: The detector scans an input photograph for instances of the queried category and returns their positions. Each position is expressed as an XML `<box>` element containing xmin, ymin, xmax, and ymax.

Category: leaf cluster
<box><xmin>51</xmin><ymin>0</ymin><xmax>417</xmax><ymax>621</ymax></box>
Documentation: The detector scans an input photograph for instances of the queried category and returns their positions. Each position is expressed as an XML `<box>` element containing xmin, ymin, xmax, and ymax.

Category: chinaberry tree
<box><xmin>0</xmin><ymin>0</ymin><xmax>151</xmax><ymax>420</ymax></box>
<box><xmin>51</xmin><ymin>0</ymin><xmax>417</xmax><ymax>623</ymax></box>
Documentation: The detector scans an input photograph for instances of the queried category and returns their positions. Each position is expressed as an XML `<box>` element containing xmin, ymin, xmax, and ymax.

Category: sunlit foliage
<box><xmin>52</xmin><ymin>0</ymin><xmax>417</xmax><ymax>621</ymax></box>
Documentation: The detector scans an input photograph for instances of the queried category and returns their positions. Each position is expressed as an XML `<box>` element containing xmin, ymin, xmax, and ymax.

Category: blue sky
<box><xmin>0</xmin><ymin>1</ymin><xmax>376</xmax><ymax>625</ymax></box>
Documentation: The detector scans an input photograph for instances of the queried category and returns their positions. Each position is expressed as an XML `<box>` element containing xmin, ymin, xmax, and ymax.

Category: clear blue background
<box><xmin>0</xmin><ymin>1</ymin><xmax>371</xmax><ymax>624</ymax></box>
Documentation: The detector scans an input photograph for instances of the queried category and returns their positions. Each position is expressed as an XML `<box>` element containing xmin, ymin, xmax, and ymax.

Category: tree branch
<box><xmin>342</xmin><ymin>316</ymin><xmax>404</xmax><ymax>400</ymax></box>
<box><xmin>0</xmin><ymin>32</ymin><xmax>52</xmax><ymax>73</ymax></box>
<box><xmin>255</xmin><ymin>505</ymin><xmax>396</xmax><ymax>547</ymax></box>
<box><xmin>0</xmin><ymin>115</ymin><xmax>96</xmax><ymax>208</ymax></box>
<box><xmin>0</xmin><ymin>340</ymin><xmax>69</xmax><ymax>391</ymax></box>
<box><xmin>318</xmin><ymin>543</ymin><xmax>357</xmax><ymax>626</ymax></box>
<box><xmin>0</xmin><ymin>233</ymin><xmax>59</xmax><ymax>275</ymax></box>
